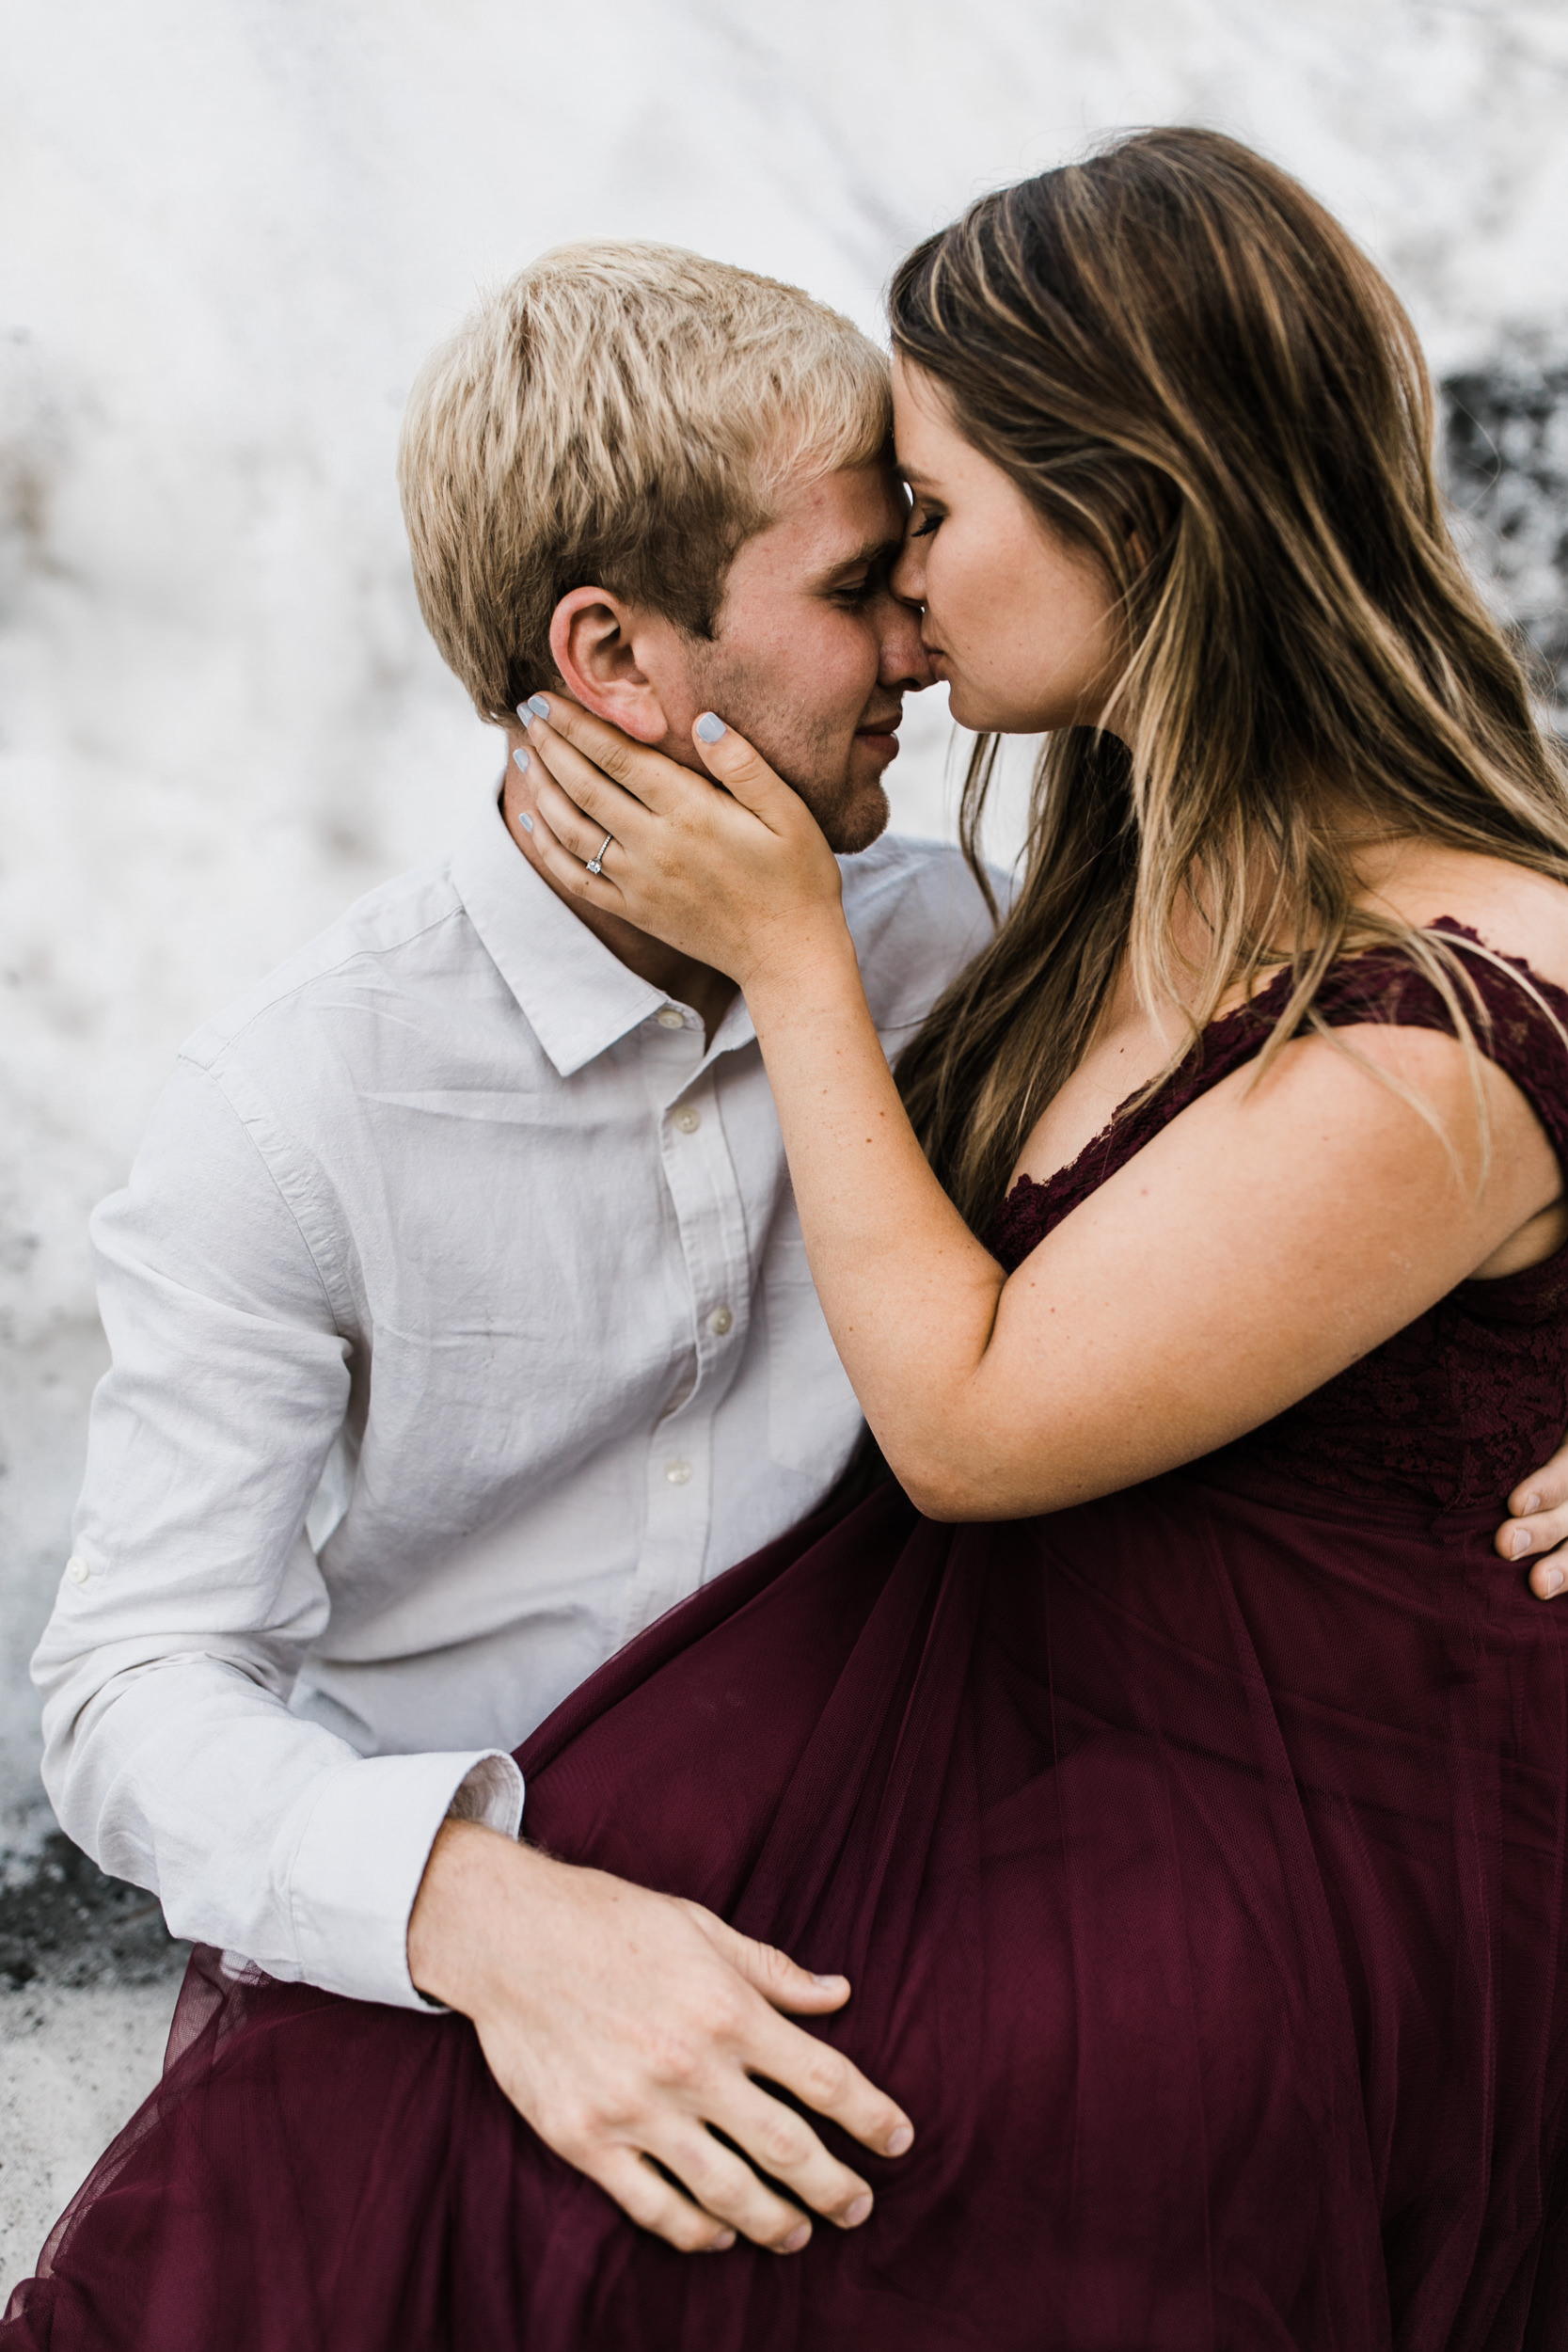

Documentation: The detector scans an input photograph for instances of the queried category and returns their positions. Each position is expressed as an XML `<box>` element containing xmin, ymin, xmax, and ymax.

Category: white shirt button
<box><xmin>664</xmin><ymin>1457</ymin><xmax>694</xmax><ymax>1486</ymax></box>
<box><xmin>707</xmin><ymin>1305</ymin><xmax>734</xmax><ymax>1337</ymax></box>
<box><xmin>65</xmin><ymin>1554</ymin><xmax>90</xmax><ymax>1586</ymax></box>
<box><xmin>673</xmin><ymin>1106</ymin><xmax>702</xmax><ymax>1134</ymax></box>
<box><xmin>656</xmin><ymin>1008</ymin><xmax>685</xmax><ymax>1029</ymax></box>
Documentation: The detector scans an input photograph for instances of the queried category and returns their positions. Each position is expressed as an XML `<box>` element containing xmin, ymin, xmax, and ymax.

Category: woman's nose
<box><xmin>880</xmin><ymin>597</ymin><xmax>935</xmax><ymax>688</ymax></box>
<box><xmin>889</xmin><ymin>539</ymin><xmax>923</xmax><ymax>604</ymax></box>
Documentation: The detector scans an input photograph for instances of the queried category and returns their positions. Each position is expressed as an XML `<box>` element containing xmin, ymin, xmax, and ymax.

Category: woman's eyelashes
<box><xmin>908</xmin><ymin>506</ymin><xmax>944</xmax><ymax>540</ymax></box>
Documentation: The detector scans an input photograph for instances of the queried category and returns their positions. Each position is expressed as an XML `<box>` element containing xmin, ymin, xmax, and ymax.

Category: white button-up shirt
<box><xmin>33</xmin><ymin>801</ymin><xmax>994</xmax><ymax>2010</ymax></box>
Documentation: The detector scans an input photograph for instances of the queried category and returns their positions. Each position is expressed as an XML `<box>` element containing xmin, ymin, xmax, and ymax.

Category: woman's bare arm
<box><xmin>524</xmin><ymin>700</ymin><xmax>1563</xmax><ymax>1521</ymax></box>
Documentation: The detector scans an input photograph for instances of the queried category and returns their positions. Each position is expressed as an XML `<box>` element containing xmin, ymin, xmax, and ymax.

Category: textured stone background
<box><xmin>3</xmin><ymin>0</ymin><xmax>1567</xmax><ymax>2286</ymax></box>
<box><xmin>1448</xmin><ymin>348</ymin><xmax>1568</xmax><ymax>729</ymax></box>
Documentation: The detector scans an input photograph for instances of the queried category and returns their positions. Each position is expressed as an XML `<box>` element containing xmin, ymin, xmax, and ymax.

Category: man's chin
<box><xmin>820</xmin><ymin>781</ymin><xmax>891</xmax><ymax>857</ymax></box>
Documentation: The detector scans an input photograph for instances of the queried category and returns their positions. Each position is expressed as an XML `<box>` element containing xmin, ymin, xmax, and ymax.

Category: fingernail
<box><xmin>1546</xmin><ymin>1566</ymin><xmax>1565</xmax><ymax>1597</ymax></box>
<box><xmin>694</xmin><ymin>711</ymin><xmax>727</xmax><ymax>743</ymax></box>
<box><xmin>512</xmin><ymin>747</ymin><xmax>531</xmax><ymax>773</ymax></box>
<box><xmin>884</xmin><ymin>2123</ymin><xmax>913</xmax><ymax>2157</ymax></box>
<box><xmin>527</xmin><ymin>694</ymin><xmax>551</xmax><ymax>719</ymax></box>
<box><xmin>705</xmin><ymin>2230</ymin><xmax>736</xmax><ymax>2253</ymax></box>
<box><xmin>1513</xmin><ymin>1528</ymin><xmax>1533</xmax><ymax>1558</ymax></box>
<box><xmin>843</xmin><ymin>2194</ymin><xmax>873</xmax><ymax>2228</ymax></box>
<box><xmin>517</xmin><ymin>812</ymin><xmax>534</xmax><ymax>834</ymax></box>
<box><xmin>811</xmin><ymin>1971</ymin><xmax>847</xmax><ymax>1990</ymax></box>
<box><xmin>778</xmin><ymin>2224</ymin><xmax>811</xmax><ymax>2254</ymax></box>
<box><xmin>1525</xmin><ymin>1492</ymin><xmax>1544</xmax><ymax>1515</ymax></box>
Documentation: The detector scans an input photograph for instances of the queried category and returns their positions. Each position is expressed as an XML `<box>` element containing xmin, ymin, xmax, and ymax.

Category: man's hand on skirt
<box><xmin>407</xmin><ymin>1820</ymin><xmax>913</xmax><ymax>2255</ymax></box>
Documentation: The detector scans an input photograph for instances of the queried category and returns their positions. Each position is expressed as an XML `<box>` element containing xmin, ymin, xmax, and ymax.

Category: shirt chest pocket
<box><xmin>761</xmin><ymin>1227</ymin><xmax>863</xmax><ymax>1476</ymax></box>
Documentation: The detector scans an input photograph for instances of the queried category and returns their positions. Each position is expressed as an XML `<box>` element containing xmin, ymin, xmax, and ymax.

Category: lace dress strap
<box><xmin>989</xmin><ymin>918</ymin><xmax>1568</xmax><ymax>1273</ymax></box>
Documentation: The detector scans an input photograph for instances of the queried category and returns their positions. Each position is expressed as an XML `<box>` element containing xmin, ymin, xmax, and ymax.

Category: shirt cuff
<box><xmin>287</xmin><ymin>1748</ymin><xmax>524</xmax><ymax>2009</ymax></box>
<box><xmin>445</xmin><ymin>1752</ymin><xmax>525</xmax><ymax>1831</ymax></box>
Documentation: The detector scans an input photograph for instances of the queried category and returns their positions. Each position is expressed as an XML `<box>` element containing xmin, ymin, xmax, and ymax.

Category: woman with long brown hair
<box><xmin>519</xmin><ymin>125</ymin><xmax>1568</xmax><ymax>2334</ymax></box>
<box><xmin>11</xmin><ymin>127</ymin><xmax>1568</xmax><ymax>2347</ymax></box>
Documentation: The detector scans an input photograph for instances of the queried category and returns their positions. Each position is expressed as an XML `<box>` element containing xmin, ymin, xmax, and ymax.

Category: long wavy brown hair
<box><xmin>889</xmin><ymin>127</ymin><xmax>1568</xmax><ymax>1228</ymax></box>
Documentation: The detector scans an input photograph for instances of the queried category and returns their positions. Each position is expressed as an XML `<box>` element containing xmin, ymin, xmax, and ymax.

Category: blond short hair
<box><xmin>398</xmin><ymin>242</ymin><xmax>893</xmax><ymax>719</ymax></box>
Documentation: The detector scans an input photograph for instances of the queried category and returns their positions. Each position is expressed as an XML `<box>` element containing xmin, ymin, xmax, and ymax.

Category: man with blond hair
<box><xmin>33</xmin><ymin>245</ymin><xmax>993</xmax><ymax>2261</ymax></box>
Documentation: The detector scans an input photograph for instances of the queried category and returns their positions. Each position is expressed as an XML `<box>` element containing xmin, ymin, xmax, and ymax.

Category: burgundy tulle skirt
<box><xmin>8</xmin><ymin>1459</ymin><xmax>1568</xmax><ymax>2349</ymax></box>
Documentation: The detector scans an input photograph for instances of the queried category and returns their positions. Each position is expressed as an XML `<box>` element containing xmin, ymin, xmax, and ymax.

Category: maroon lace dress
<box><xmin>9</xmin><ymin>927</ymin><xmax>1568</xmax><ymax>2350</ymax></box>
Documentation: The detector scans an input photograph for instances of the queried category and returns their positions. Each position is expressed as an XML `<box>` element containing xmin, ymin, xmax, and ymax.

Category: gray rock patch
<box><xmin>1444</xmin><ymin>347</ymin><xmax>1568</xmax><ymax>728</ymax></box>
<box><xmin>0</xmin><ymin>1833</ymin><xmax>188</xmax><ymax>1994</ymax></box>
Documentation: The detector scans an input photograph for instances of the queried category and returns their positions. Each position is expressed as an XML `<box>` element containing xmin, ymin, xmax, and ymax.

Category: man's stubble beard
<box><xmin>819</xmin><ymin>776</ymin><xmax>893</xmax><ymax>857</ymax></box>
<box><xmin>685</xmin><ymin>650</ymin><xmax>891</xmax><ymax>858</ymax></box>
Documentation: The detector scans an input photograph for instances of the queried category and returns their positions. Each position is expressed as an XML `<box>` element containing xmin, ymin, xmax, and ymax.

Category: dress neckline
<box><xmin>996</xmin><ymin>918</ymin><xmax>1568</xmax><ymax>1283</ymax></box>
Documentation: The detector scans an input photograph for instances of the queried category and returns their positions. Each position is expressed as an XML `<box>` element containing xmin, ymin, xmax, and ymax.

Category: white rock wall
<box><xmin>4</xmin><ymin>0</ymin><xmax>1567</xmax><ymax>1850</ymax></box>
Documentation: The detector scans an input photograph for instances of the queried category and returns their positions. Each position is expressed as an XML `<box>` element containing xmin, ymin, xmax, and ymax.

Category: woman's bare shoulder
<box><xmin>1372</xmin><ymin>847</ymin><xmax>1568</xmax><ymax>998</ymax></box>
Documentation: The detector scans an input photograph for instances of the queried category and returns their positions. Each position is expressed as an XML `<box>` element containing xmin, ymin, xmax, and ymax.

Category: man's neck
<box><xmin>499</xmin><ymin>768</ymin><xmax>738</xmax><ymax>1044</ymax></box>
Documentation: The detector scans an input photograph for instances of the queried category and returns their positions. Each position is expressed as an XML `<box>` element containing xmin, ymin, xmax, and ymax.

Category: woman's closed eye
<box><xmin>907</xmin><ymin>505</ymin><xmax>943</xmax><ymax>540</ymax></box>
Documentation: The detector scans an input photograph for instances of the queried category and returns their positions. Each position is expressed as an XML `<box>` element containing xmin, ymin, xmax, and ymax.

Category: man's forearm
<box><xmin>36</xmin><ymin>1642</ymin><xmax>520</xmax><ymax>2006</ymax></box>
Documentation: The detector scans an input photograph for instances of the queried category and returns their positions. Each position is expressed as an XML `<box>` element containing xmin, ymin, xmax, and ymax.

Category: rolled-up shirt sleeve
<box><xmin>31</xmin><ymin>1055</ymin><xmax>521</xmax><ymax>2010</ymax></box>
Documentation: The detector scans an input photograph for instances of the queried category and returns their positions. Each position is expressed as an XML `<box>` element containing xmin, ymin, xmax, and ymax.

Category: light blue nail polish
<box><xmin>515</xmin><ymin>702</ymin><xmax>531</xmax><ymax>722</ymax></box>
<box><xmin>513</xmin><ymin>746</ymin><xmax>531</xmax><ymax>773</ymax></box>
<box><xmin>694</xmin><ymin>711</ymin><xmax>727</xmax><ymax>743</ymax></box>
<box><xmin>527</xmin><ymin>693</ymin><xmax>551</xmax><ymax>719</ymax></box>
<box><xmin>518</xmin><ymin>811</ymin><xmax>534</xmax><ymax>834</ymax></box>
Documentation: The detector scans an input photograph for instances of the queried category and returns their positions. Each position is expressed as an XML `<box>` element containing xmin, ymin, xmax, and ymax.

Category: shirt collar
<box><xmin>451</xmin><ymin>797</ymin><xmax>755</xmax><ymax>1077</ymax></box>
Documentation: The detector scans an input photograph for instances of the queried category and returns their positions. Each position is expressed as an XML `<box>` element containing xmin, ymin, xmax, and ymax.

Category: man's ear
<box><xmin>547</xmin><ymin>588</ymin><xmax>671</xmax><ymax>745</ymax></box>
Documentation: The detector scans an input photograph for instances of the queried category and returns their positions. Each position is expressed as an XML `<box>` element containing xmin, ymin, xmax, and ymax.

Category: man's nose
<box><xmin>878</xmin><ymin>591</ymin><xmax>934</xmax><ymax>690</ymax></box>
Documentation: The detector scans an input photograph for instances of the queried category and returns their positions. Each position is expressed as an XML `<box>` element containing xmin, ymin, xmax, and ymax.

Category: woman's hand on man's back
<box><xmin>1497</xmin><ymin>1441</ymin><xmax>1568</xmax><ymax>1593</ymax></box>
